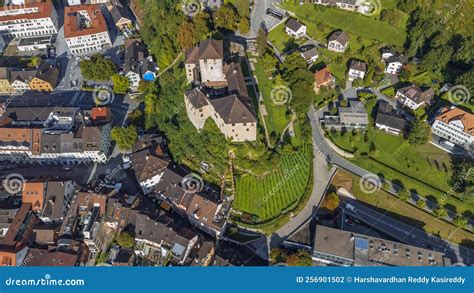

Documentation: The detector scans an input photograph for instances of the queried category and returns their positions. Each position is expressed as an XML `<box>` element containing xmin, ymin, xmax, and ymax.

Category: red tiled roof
<box><xmin>0</xmin><ymin>0</ymin><xmax>53</xmax><ymax>23</ymax></box>
<box><xmin>64</xmin><ymin>4</ymin><xmax>108</xmax><ymax>38</ymax></box>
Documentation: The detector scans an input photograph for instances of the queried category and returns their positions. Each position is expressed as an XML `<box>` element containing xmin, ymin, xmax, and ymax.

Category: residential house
<box><xmin>0</xmin><ymin>0</ymin><xmax>58</xmax><ymax>39</ymax></box>
<box><xmin>123</xmin><ymin>39</ymin><xmax>156</xmax><ymax>90</ymax></box>
<box><xmin>395</xmin><ymin>84</ymin><xmax>434</xmax><ymax>110</ymax></box>
<box><xmin>107</xmin><ymin>246</ymin><xmax>134</xmax><ymax>266</ymax></box>
<box><xmin>28</xmin><ymin>61</ymin><xmax>59</xmax><ymax>91</ymax></box>
<box><xmin>64</xmin><ymin>5</ymin><xmax>112</xmax><ymax>55</ymax></box>
<box><xmin>133</xmin><ymin>212</ymin><xmax>199</xmax><ymax>265</ymax></box>
<box><xmin>348</xmin><ymin>60</ymin><xmax>367</xmax><ymax>81</ymax></box>
<box><xmin>324</xmin><ymin>100</ymin><xmax>368</xmax><ymax>129</ymax></box>
<box><xmin>327</xmin><ymin>31</ymin><xmax>349</xmax><ymax>53</ymax></box>
<box><xmin>300</xmin><ymin>46</ymin><xmax>319</xmax><ymax>64</ymax></box>
<box><xmin>0</xmin><ymin>203</ymin><xmax>38</xmax><ymax>266</ymax></box>
<box><xmin>381</xmin><ymin>49</ymin><xmax>407</xmax><ymax>75</ymax></box>
<box><xmin>184</xmin><ymin>39</ymin><xmax>257</xmax><ymax>142</ymax></box>
<box><xmin>313</xmin><ymin>67</ymin><xmax>336</xmax><ymax>94</ymax></box>
<box><xmin>109</xmin><ymin>1</ymin><xmax>132</xmax><ymax>30</ymax></box>
<box><xmin>130</xmin><ymin>149</ymin><xmax>170</xmax><ymax>194</ymax></box>
<box><xmin>9</xmin><ymin>69</ymin><xmax>35</xmax><ymax>93</ymax></box>
<box><xmin>375</xmin><ymin>102</ymin><xmax>407</xmax><ymax>135</ymax></box>
<box><xmin>0</xmin><ymin>106</ymin><xmax>78</xmax><ymax>130</ymax></box>
<box><xmin>22</xmin><ymin>248</ymin><xmax>79</xmax><ymax>266</ymax></box>
<box><xmin>285</xmin><ymin>18</ymin><xmax>306</xmax><ymax>38</ymax></box>
<box><xmin>0</xmin><ymin>68</ymin><xmax>15</xmax><ymax>95</ymax></box>
<box><xmin>431</xmin><ymin>106</ymin><xmax>473</xmax><ymax>151</ymax></box>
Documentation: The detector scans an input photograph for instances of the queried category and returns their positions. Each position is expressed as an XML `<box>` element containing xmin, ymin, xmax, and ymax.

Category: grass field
<box><xmin>326</xmin><ymin>128</ymin><xmax>474</xmax><ymax>216</ymax></box>
<box><xmin>332</xmin><ymin>170</ymin><xmax>473</xmax><ymax>247</ymax></box>
<box><xmin>226</xmin><ymin>0</ymin><xmax>250</xmax><ymax>18</ymax></box>
<box><xmin>252</xmin><ymin>57</ymin><xmax>291</xmax><ymax>138</ymax></box>
<box><xmin>268</xmin><ymin>23</ymin><xmax>291</xmax><ymax>52</ymax></box>
<box><xmin>283</xmin><ymin>3</ymin><xmax>407</xmax><ymax>47</ymax></box>
<box><xmin>234</xmin><ymin>144</ymin><xmax>313</xmax><ymax>221</ymax></box>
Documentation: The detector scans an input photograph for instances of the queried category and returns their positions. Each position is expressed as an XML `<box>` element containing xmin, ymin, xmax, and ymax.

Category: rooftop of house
<box><xmin>328</xmin><ymin>31</ymin><xmax>349</xmax><ymax>45</ymax></box>
<box><xmin>300</xmin><ymin>46</ymin><xmax>319</xmax><ymax>60</ymax></box>
<box><xmin>285</xmin><ymin>18</ymin><xmax>305</xmax><ymax>32</ymax></box>
<box><xmin>23</xmin><ymin>248</ymin><xmax>78</xmax><ymax>266</ymax></box>
<box><xmin>130</xmin><ymin>148</ymin><xmax>170</xmax><ymax>182</ymax></box>
<box><xmin>109</xmin><ymin>1</ymin><xmax>131</xmax><ymax>24</ymax></box>
<box><xmin>0</xmin><ymin>106</ymin><xmax>77</xmax><ymax>125</ymax></box>
<box><xmin>375</xmin><ymin>102</ymin><xmax>407</xmax><ymax>131</ymax></box>
<box><xmin>397</xmin><ymin>84</ymin><xmax>434</xmax><ymax>104</ymax></box>
<box><xmin>123</xmin><ymin>38</ymin><xmax>154</xmax><ymax>75</ymax></box>
<box><xmin>64</xmin><ymin>4</ymin><xmax>108</xmax><ymax>38</ymax></box>
<box><xmin>436</xmin><ymin>106</ymin><xmax>474</xmax><ymax>136</ymax></box>
<box><xmin>314</xmin><ymin>67</ymin><xmax>334</xmax><ymax>85</ymax></box>
<box><xmin>349</xmin><ymin>60</ymin><xmax>367</xmax><ymax>72</ymax></box>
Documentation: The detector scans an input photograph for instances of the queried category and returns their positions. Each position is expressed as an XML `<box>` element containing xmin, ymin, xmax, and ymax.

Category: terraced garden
<box><xmin>234</xmin><ymin>144</ymin><xmax>313</xmax><ymax>221</ymax></box>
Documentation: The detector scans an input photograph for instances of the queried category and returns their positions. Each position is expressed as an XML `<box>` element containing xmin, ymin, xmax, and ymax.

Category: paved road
<box><xmin>269</xmin><ymin>146</ymin><xmax>336</xmax><ymax>248</ymax></box>
<box><xmin>339</xmin><ymin>195</ymin><xmax>474</xmax><ymax>265</ymax></box>
<box><xmin>308</xmin><ymin>105</ymin><xmax>474</xmax><ymax>265</ymax></box>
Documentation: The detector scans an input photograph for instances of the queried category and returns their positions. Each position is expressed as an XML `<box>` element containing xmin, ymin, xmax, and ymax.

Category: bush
<box><xmin>111</xmin><ymin>126</ymin><xmax>138</xmax><ymax>150</ymax></box>
<box><xmin>322</xmin><ymin>192</ymin><xmax>340</xmax><ymax>211</ymax></box>
<box><xmin>80</xmin><ymin>54</ymin><xmax>117</xmax><ymax>81</ymax></box>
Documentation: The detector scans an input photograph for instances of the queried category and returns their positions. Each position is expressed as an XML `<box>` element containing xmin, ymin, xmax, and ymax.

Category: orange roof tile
<box><xmin>314</xmin><ymin>67</ymin><xmax>333</xmax><ymax>85</ymax></box>
<box><xmin>0</xmin><ymin>0</ymin><xmax>53</xmax><ymax>23</ymax></box>
<box><xmin>436</xmin><ymin>107</ymin><xmax>474</xmax><ymax>135</ymax></box>
<box><xmin>64</xmin><ymin>4</ymin><xmax>108</xmax><ymax>38</ymax></box>
<box><xmin>22</xmin><ymin>182</ymin><xmax>46</xmax><ymax>212</ymax></box>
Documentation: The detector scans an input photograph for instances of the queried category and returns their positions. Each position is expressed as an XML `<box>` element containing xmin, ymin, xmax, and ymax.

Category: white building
<box><xmin>130</xmin><ymin>149</ymin><xmax>169</xmax><ymax>194</ymax></box>
<box><xmin>348</xmin><ymin>60</ymin><xmax>367</xmax><ymax>81</ymax></box>
<box><xmin>285</xmin><ymin>18</ymin><xmax>306</xmax><ymax>38</ymax></box>
<box><xmin>431</xmin><ymin>107</ymin><xmax>474</xmax><ymax>151</ymax></box>
<box><xmin>395</xmin><ymin>85</ymin><xmax>434</xmax><ymax>110</ymax></box>
<box><xmin>64</xmin><ymin>5</ymin><xmax>112</xmax><ymax>56</ymax></box>
<box><xmin>0</xmin><ymin>0</ymin><xmax>58</xmax><ymax>38</ymax></box>
<box><xmin>0</xmin><ymin>125</ymin><xmax>111</xmax><ymax>165</ymax></box>
<box><xmin>381</xmin><ymin>49</ymin><xmax>408</xmax><ymax>75</ymax></box>
<box><xmin>327</xmin><ymin>31</ymin><xmax>349</xmax><ymax>53</ymax></box>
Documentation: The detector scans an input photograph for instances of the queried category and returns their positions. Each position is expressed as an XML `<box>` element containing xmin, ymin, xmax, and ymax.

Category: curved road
<box><xmin>307</xmin><ymin>105</ymin><xmax>474</xmax><ymax>265</ymax></box>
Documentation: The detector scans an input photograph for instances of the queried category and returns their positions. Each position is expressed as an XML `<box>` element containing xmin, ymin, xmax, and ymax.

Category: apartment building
<box><xmin>432</xmin><ymin>106</ymin><xmax>473</xmax><ymax>151</ymax></box>
<box><xmin>64</xmin><ymin>5</ymin><xmax>112</xmax><ymax>55</ymax></box>
<box><xmin>0</xmin><ymin>124</ymin><xmax>112</xmax><ymax>164</ymax></box>
<box><xmin>395</xmin><ymin>84</ymin><xmax>434</xmax><ymax>110</ymax></box>
<box><xmin>0</xmin><ymin>0</ymin><xmax>58</xmax><ymax>38</ymax></box>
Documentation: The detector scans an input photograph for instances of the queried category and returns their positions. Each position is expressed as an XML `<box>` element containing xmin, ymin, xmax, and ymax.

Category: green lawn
<box><xmin>283</xmin><ymin>3</ymin><xmax>407</xmax><ymax>47</ymax></box>
<box><xmin>226</xmin><ymin>0</ymin><xmax>250</xmax><ymax>18</ymax></box>
<box><xmin>252</xmin><ymin>58</ymin><xmax>290</xmax><ymax>137</ymax></box>
<box><xmin>268</xmin><ymin>22</ymin><xmax>291</xmax><ymax>52</ymax></box>
<box><xmin>332</xmin><ymin>170</ymin><xmax>474</xmax><ymax>246</ymax></box>
<box><xmin>326</xmin><ymin>129</ymin><xmax>473</xmax><ymax>215</ymax></box>
<box><xmin>234</xmin><ymin>144</ymin><xmax>313</xmax><ymax>221</ymax></box>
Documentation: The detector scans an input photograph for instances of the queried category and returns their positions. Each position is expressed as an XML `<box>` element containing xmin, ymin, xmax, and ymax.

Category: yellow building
<box><xmin>0</xmin><ymin>67</ymin><xmax>15</xmax><ymax>94</ymax></box>
<box><xmin>27</xmin><ymin>61</ymin><xmax>59</xmax><ymax>92</ymax></box>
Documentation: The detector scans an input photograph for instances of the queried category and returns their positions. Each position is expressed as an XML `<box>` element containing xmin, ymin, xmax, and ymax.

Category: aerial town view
<box><xmin>0</xmin><ymin>0</ymin><xmax>471</xmax><ymax>288</ymax></box>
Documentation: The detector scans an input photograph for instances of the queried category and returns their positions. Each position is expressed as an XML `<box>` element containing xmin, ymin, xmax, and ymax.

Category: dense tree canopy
<box><xmin>111</xmin><ymin>126</ymin><xmax>138</xmax><ymax>150</ymax></box>
<box><xmin>408</xmin><ymin>119</ymin><xmax>431</xmax><ymax>145</ymax></box>
<box><xmin>80</xmin><ymin>54</ymin><xmax>116</xmax><ymax>81</ymax></box>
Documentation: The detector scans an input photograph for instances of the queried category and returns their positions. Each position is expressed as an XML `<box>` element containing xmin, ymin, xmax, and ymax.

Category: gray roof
<box><xmin>185</xmin><ymin>87</ymin><xmax>209</xmax><ymax>109</ymax></box>
<box><xmin>285</xmin><ymin>18</ymin><xmax>304</xmax><ymax>32</ymax></box>
<box><xmin>328</xmin><ymin>31</ymin><xmax>349</xmax><ymax>46</ymax></box>
<box><xmin>397</xmin><ymin>85</ymin><xmax>434</xmax><ymax>104</ymax></box>
<box><xmin>1</xmin><ymin>107</ymin><xmax>77</xmax><ymax>123</ymax></box>
<box><xmin>338</xmin><ymin>101</ymin><xmax>369</xmax><ymax>125</ymax></box>
<box><xmin>349</xmin><ymin>60</ymin><xmax>367</xmax><ymax>72</ymax></box>
<box><xmin>130</xmin><ymin>148</ymin><xmax>170</xmax><ymax>182</ymax></box>
<box><xmin>110</xmin><ymin>2</ymin><xmax>131</xmax><ymax>25</ymax></box>
<box><xmin>154</xmin><ymin>164</ymin><xmax>189</xmax><ymax>205</ymax></box>
<box><xmin>123</xmin><ymin>39</ymin><xmax>154</xmax><ymax>75</ymax></box>
<box><xmin>9</xmin><ymin>69</ymin><xmax>36</xmax><ymax>83</ymax></box>
<box><xmin>375</xmin><ymin>103</ymin><xmax>407</xmax><ymax>131</ymax></box>
<box><xmin>224</xmin><ymin>62</ymin><xmax>248</xmax><ymax>97</ymax></box>
<box><xmin>300</xmin><ymin>47</ymin><xmax>319</xmax><ymax>60</ymax></box>
<box><xmin>209</xmin><ymin>94</ymin><xmax>257</xmax><ymax>124</ymax></box>
<box><xmin>41</xmin><ymin>181</ymin><xmax>71</xmax><ymax>220</ymax></box>
<box><xmin>198</xmin><ymin>39</ymin><xmax>224</xmax><ymax>60</ymax></box>
<box><xmin>134</xmin><ymin>213</ymin><xmax>198</xmax><ymax>261</ymax></box>
<box><xmin>386</xmin><ymin>54</ymin><xmax>408</xmax><ymax>65</ymax></box>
